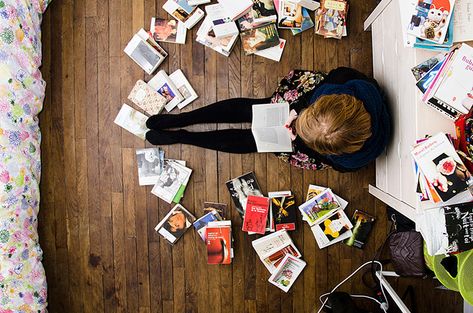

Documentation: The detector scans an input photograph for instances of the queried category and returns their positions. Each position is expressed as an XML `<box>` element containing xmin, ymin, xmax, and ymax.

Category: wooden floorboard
<box><xmin>38</xmin><ymin>1</ymin><xmax>464</xmax><ymax>312</ymax></box>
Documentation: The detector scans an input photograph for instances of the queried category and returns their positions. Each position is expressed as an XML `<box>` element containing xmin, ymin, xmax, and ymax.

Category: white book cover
<box><xmin>113</xmin><ymin>104</ymin><xmax>149</xmax><ymax>140</ymax></box>
<box><xmin>136</xmin><ymin>148</ymin><xmax>165</xmax><ymax>186</ymax></box>
<box><xmin>254</xmin><ymin>39</ymin><xmax>286</xmax><ymax>62</ymax></box>
<box><xmin>124</xmin><ymin>33</ymin><xmax>165</xmax><ymax>75</ymax></box>
<box><xmin>150</xmin><ymin>17</ymin><xmax>187</xmax><ymax>44</ymax></box>
<box><xmin>196</xmin><ymin>16</ymin><xmax>239</xmax><ymax>56</ymax></box>
<box><xmin>310</xmin><ymin>209</ymin><xmax>353</xmax><ymax>249</ymax></box>
<box><xmin>453</xmin><ymin>0</ymin><xmax>473</xmax><ymax>43</ymax></box>
<box><xmin>268</xmin><ymin>254</ymin><xmax>306</xmax><ymax>292</ymax></box>
<box><xmin>169</xmin><ymin>69</ymin><xmax>199</xmax><ymax>109</ymax></box>
<box><xmin>406</xmin><ymin>0</ymin><xmax>455</xmax><ymax>44</ymax></box>
<box><xmin>148</xmin><ymin>70</ymin><xmax>184</xmax><ymax>112</ymax></box>
<box><xmin>205</xmin><ymin>3</ymin><xmax>240</xmax><ymax>38</ymax></box>
<box><xmin>151</xmin><ymin>161</ymin><xmax>192</xmax><ymax>203</ymax></box>
<box><xmin>251</xmin><ymin>102</ymin><xmax>292</xmax><ymax>152</ymax></box>
<box><xmin>217</xmin><ymin>0</ymin><xmax>253</xmax><ymax>20</ymax></box>
<box><xmin>154</xmin><ymin>204</ymin><xmax>196</xmax><ymax>245</ymax></box>
<box><xmin>433</xmin><ymin>43</ymin><xmax>473</xmax><ymax>112</ymax></box>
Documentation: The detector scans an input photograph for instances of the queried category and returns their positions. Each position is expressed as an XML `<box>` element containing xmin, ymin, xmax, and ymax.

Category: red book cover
<box><xmin>206</xmin><ymin>224</ymin><xmax>232</xmax><ymax>264</ymax></box>
<box><xmin>242</xmin><ymin>195</ymin><xmax>270</xmax><ymax>234</ymax></box>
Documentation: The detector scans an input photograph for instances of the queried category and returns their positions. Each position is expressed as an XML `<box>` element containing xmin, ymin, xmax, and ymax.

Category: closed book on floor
<box><xmin>242</xmin><ymin>195</ymin><xmax>270</xmax><ymax>234</ymax></box>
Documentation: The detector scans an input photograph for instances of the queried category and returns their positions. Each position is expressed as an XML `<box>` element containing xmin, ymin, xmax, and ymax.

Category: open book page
<box><xmin>251</xmin><ymin>102</ymin><xmax>292</xmax><ymax>152</ymax></box>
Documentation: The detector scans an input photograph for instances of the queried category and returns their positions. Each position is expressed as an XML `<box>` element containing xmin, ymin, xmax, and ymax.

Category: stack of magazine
<box><xmin>252</xmin><ymin>229</ymin><xmax>306</xmax><ymax>292</ymax></box>
<box><xmin>413</xmin><ymin>43</ymin><xmax>473</xmax><ymax>120</ymax></box>
<box><xmin>299</xmin><ymin>185</ymin><xmax>353</xmax><ymax>249</ymax></box>
<box><xmin>135</xmin><ymin>147</ymin><xmax>193</xmax><ymax>204</ymax></box>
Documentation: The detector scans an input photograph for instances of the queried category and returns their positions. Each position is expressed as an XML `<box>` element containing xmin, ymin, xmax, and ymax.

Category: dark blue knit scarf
<box><xmin>309</xmin><ymin>79</ymin><xmax>391</xmax><ymax>170</ymax></box>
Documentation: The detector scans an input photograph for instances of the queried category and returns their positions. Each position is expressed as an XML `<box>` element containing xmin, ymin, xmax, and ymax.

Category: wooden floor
<box><xmin>38</xmin><ymin>0</ymin><xmax>464</xmax><ymax>312</ymax></box>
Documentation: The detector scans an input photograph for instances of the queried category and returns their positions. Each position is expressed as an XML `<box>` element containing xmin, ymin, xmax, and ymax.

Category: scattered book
<box><xmin>406</xmin><ymin>0</ymin><xmax>455</xmax><ymax>44</ymax></box>
<box><xmin>237</xmin><ymin>0</ymin><xmax>278</xmax><ymax>32</ymax></box>
<box><xmin>344</xmin><ymin>210</ymin><xmax>375</xmax><ymax>249</ymax></box>
<box><xmin>277</xmin><ymin>0</ymin><xmax>303</xmax><ymax>29</ymax></box>
<box><xmin>206</xmin><ymin>220</ymin><xmax>233</xmax><ymax>264</ymax></box>
<box><xmin>155</xmin><ymin>204</ymin><xmax>196</xmax><ymax>245</ymax></box>
<box><xmin>128</xmin><ymin>80</ymin><xmax>168</xmax><ymax>116</ymax></box>
<box><xmin>252</xmin><ymin>229</ymin><xmax>302</xmax><ymax>273</ymax></box>
<box><xmin>411</xmin><ymin>132</ymin><xmax>472</xmax><ymax>203</ymax></box>
<box><xmin>151</xmin><ymin>160</ymin><xmax>192</xmax><ymax>203</ymax></box>
<box><xmin>169</xmin><ymin>69</ymin><xmax>198</xmax><ymax>110</ymax></box>
<box><xmin>315</xmin><ymin>0</ymin><xmax>348</xmax><ymax>39</ymax></box>
<box><xmin>251</xmin><ymin>102</ymin><xmax>292</xmax><ymax>152</ymax></box>
<box><xmin>114</xmin><ymin>103</ymin><xmax>149</xmax><ymax>140</ymax></box>
<box><xmin>150</xmin><ymin>17</ymin><xmax>187</xmax><ymax>44</ymax></box>
<box><xmin>217</xmin><ymin>0</ymin><xmax>253</xmax><ymax>21</ymax></box>
<box><xmin>193</xmin><ymin>210</ymin><xmax>223</xmax><ymax>241</ymax></box>
<box><xmin>311</xmin><ymin>208</ymin><xmax>353</xmax><ymax>249</ymax></box>
<box><xmin>298</xmin><ymin>188</ymin><xmax>342</xmax><ymax>226</ymax></box>
<box><xmin>242</xmin><ymin>195</ymin><xmax>270</xmax><ymax>234</ymax></box>
<box><xmin>240</xmin><ymin>23</ymin><xmax>280</xmax><ymax>55</ymax></box>
<box><xmin>417</xmin><ymin>202</ymin><xmax>473</xmax><ymax>255</ymax></box>
<box><xmin>268</xmin><ymin>254</ymin><xmax>306</xmax><ymax>292</ymax></box>
<box><xmin>291</xmin><ymin>8</ymin><xmax>314</xmax><ymax>35</ymax></box>
<box><xmin>147</xmin><ymin>70</ymin><xmax>184</xmax><ymax>112</ymax></box>
<box><xmin>411</xmin><ymin>52</ymin><xmax>447</xmax><ymax>82</ymax></box>
<box><xmin>269</xmin><ymin>191</ymin><xmax>297</xmax><ymax>231</ymax></box>
<box><xmin>196</xmin><ymin>15</ymin><xmax>239</xmax><ymax>57</ymax></box>
<box><xmin>162</xmin><ymin>0</ymin><xmax>205</xmax><ymax>29</ymax></box>
<box><xmin>253</xmin><ymin>38</ymin><xmax>286</xmax><ymax>62</ymax></box>
<box><xmin>306</xmin><ymin>184</ymin><xmax>326</xmax><ymax>201</ymax></box>
<box><xmin>124</xmin><ymin>29</ymin><xmax>168</xmax><ymax>74</ymax></box>
<box><xmin>226</xmin><ymin>172</ymin><xmax>263</xmax><ymax>219</ymax></box>
<box><xmin>136</xmin><ymin>148</ymin><xmax>165</xmax><ymax>185</ymax></box>
<box><xmin>205</xmin><ymin>3</ymin><xmax>240</xmax><ymax>38</ymax></box>
<box><xmin>203</xmin><ymin>202</ymin><xmax>228</xmax><ymax>219</ymax></box>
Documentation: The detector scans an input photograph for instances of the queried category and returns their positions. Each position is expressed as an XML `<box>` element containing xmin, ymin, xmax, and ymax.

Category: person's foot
<box><xmin>145</xmin><ymin>130</ymin><xmax>180</xmax><ymax>145</ymax></box>
<box><xmin>146</xmin><ymin>114</ymin><xmax>179</xmax><ymax>130</ymax></box>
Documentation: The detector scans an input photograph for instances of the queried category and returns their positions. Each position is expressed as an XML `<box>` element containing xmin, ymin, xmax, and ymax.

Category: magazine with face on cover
<box><xmin>226</xmin><ymin>172</ymin><xmax>263</xmax><ymax>218</ymax></box>
<box><xmin>150</xmin><ymin>17</ymin><xmax>187</xmax><ymax>44</ymax></box>
<box><xmin>113</xmin><ymin>104</ymin><xmax>149</xmax><ymax>140</ymax></box>
<box><xmin>151</xmin><ymin>161</ymin><xmax>192</xmax><ymax>203</ymax></box>
<box><xmin>136</xmin><ymin>148</ymin><xmax>165</xmax><ymax>185</ymax></box>
<box><xmin>240</xmin><ymin>23</ymin><xmax>280</xmax><ymax>55</ymax></box>
<box><xmin>155</xmin><ymin>204</ymin><xmax>196</xmax><ymax>245</ymax></box>
<box><xmin>148</xmin><ymin>70</ymin><xmax>184</xmax><ymax>112</ymax></box>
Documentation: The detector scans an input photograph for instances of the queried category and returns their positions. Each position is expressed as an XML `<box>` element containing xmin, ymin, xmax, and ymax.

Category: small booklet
<box><xmin>114</xmin><ymin>103</ymin><xmax>149</xmax><ymax>140</ymax></box>
<box><xmin>242</xmin><ymin>195</ymin><xmax>270</xmax><ymax>234</ymax></box>
<box><xmin>124</xmin><ymin>29</ymin><xmax>167</xmax><ymax>74</ymax></box>
<box><xmin>162</xmin><ymin>0</ymin><xmax>205</xmax><ymax>29</ymax></box>
<box><xmin>193</xmin><ymin>210</ymin><xmax>223</xmax><ymax>241</ymax></box>
<box><xmin>147</xmin><ymin>70</ymin><xmax>184</xmax><ymax>112</ymax></box>
<box><xmin>203</xmin><ymin>202</ymin><xmax>228</xmax><ymax>219</ymax></box>
<box><xmin>150</xmin><ymin>17</ymin><xmax>187</xmax><ymax>44</ymax></box>
<box><xmin>268</xmin><ymin>254</ymin><xmax>306</xmax><ymax>292</ymax></box>
<box><xmin>135</xmin><ymin>148</ymin><xmax>165</xmax><ymax>186</ymax></box>
<box><xmin>151</xmin><ymin>161</ymin><xmax>192</xmax><ymax>203</ymax></box>
<box><xmin>311</xmin><ymin>209</ymin><xmax>353</xmax><ymax>249</ymax></box>
<box><xmin>252</xmin><ymin>229</ymin><xmax>302</xmax><ymax>273</ymax></box>
<box><xmin>344</xmin><ymin>210</ymin><xmax>375</xmax><ymax>249</ymax></box>
<box><xmin>155</xmin><ymin>204</ymin><xmax>196</xmax><ymax>245</ymax></box>
<box><xmin>270</xmin><ymin>193</ymin><xmax>297</xmax><ymax>231</ymax></box>
<box><xmin>206</xmin><ymin>220</ymin><xmax>233</xmax><ymax>264</ymax></box>
<box><xmin>169</xmin><ymin>69</ymin><xmax>198</xmax><ymax>110</ymax></box>
<box><xmin>251</xmin><ymin>102</ymin><xmax>292</xmax><ymax>153</ymax></box>
<box><xmin>277</xmin><ymin>0</ymin><xmax>303</xmax><ymax>29</ymax></box>
<box><xmin>226</xmin><ymin>172</ymin><xmax>263</xmax><ymax>219</ymax></box>
<box><xmin>298</xmin><ymin>188</ymin><xmax>342</xmax><ymax>226</ymax></box>
<box><xmin>237</xmin><ymin>0</ymin><xmax>278</xmax><ymax>31</ymax></box>
<box><xmin>240</xmin><ymin>23</ymin><xmax>280</xmax><ymax>55</ymax></box>
<box><xmin>128</xmin><ymin>80</ymin><xmax>168</xmax><ymax>116</ymax></box>
<box><xmin>253</xmin><ymin>38</ymin><xmax>286</xmax><ymax>62</ymax></box>
<box><xmin>205</xmin><ymin>3</ymin><xmax>240</xmax><ymax>38</ymax></box>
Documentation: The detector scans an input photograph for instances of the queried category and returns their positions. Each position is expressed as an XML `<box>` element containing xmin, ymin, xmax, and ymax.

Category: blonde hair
<box><xmin>295</xmin><ymin>94</ymin><xmax>372</xmax><ymax>155</ymax></box>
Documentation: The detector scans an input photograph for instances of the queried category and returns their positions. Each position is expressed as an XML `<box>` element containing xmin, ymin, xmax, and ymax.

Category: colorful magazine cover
<box><xmin>271</xmin><ymin>195</ymin><xmax>297</xmax><ymax>231</ymax></box>
<box><xmin>298</xmin><ymin>188</ymin><xmax>341</xmax><ymax>226</ymax></box>
<box><xmin>193</xmin><ymin>210</ymin><xmax>222</xmax><ymax>241</ymax></box>
<box><xmin>268</xmin><ymin>254</ymin><xmax>306</xmax><ymax>292</ymax></box>
<box><xmin>237</xmin><ymin>0</ymin><xmax>278</xmax><ymax>31</ymax></box>
<box><xmin>226</xmin><ymin>172</ymin><xmax>263</xmax><ymax>219</ymax></box>
<box><xmin>311</xmin><ymin>209</ymin><xmax>353</xmax><ymax>249</ymax></box>
<box><xmin>242</xmin><ymin>195</ymin><xmax>270</xmax><ymax>234</ymax></box>
<box><xmin>344</xmin><ymin>210</ymin><xmax>375</xmax><ymax>249</ymax></box>
<box><xmin>206</xmin><ymin>221</ymin><xmax>233</xmax><ymax>264</ymax></box>
<box><xmin>240</xmin><ymin>23</ymin><xmax>280</xmax><ymax>55</ymax></box>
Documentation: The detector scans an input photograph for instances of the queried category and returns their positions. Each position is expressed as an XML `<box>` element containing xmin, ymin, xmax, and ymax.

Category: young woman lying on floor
<box><xmin>145</xmin><ymin>67</ymin><xmax>391</xmax><ymax>172</ymax></box>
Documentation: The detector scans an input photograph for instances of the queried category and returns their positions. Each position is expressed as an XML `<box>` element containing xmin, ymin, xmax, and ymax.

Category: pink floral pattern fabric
<box><xmin>271</xmin><ymin>70</ymin><xmax>330</xmax><ymax>171</ymax></box>
<box><xmin>0</xmin><ymin>0</ymin><xmax>50</xmax><ymax>311</ymax></box>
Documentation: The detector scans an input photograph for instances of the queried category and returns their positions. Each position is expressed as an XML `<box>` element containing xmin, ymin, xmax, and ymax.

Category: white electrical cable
<box><xmin>316</xmin><ymin>261</ymin><xmax>389</xmax><ymax>313</ymax></box>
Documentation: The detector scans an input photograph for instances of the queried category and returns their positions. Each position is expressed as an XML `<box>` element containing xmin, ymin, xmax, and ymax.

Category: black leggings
<box><xmin>145</xmin><ymin>97</ymin><xmax>272</xmax><ymax>153</ymax></box>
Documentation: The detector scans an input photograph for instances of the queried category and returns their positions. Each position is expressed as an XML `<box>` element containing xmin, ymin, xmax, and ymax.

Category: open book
<box><xmin>251</xmin><ymin>102</ymin><xmax>293</xmax><ymax>153</ymax></box>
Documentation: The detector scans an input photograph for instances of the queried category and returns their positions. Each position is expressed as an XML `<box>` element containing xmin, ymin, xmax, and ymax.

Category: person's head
<box><xmin>295</xmin><ymin>94</ymin><xmax>372</xmax><ymax>155</ymax></box>
<box><xmin>166</xmin><ymin>210</ymin><xmax>187</xmax><ymax>233</ymax></box>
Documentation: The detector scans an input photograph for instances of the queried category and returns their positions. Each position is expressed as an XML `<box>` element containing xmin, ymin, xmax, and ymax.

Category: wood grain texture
<box><xmin>38</xmin><ymin>1</ymin><xmax>464</xmax><ymax>312</ymax></box>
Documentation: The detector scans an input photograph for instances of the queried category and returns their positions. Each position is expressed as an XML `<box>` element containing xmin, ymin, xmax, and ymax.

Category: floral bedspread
<box><xmin>0</xmin><ymin>0</ymin><xmax>50</xmax><ymax>312</ymax></box>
